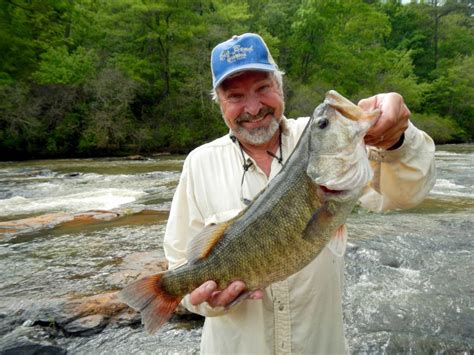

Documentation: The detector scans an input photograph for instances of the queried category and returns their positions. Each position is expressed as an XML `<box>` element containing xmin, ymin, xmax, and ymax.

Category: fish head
<box><xmin>306</xmin><ymin>90</ymin><xmax>379</xmax><ymax>194</ymax></box>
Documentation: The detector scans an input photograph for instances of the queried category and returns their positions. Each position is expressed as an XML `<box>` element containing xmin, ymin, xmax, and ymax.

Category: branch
<box><xmin>6</xmin><ymin>0</ymin><xmax>34</xmax><ymax>12</ymax></box>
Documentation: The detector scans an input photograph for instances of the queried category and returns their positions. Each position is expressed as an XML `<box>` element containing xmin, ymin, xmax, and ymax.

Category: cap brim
<box><xmin>213</xmin><ymin>63</ymin><xmax>276</xmax><ymax>89</ymax></box>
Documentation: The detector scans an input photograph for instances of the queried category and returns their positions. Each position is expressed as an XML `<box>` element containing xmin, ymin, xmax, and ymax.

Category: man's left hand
<box><xmin>358</xmin><ymin>92</ymin><xmax>410</xmax><ymax>150</ymax></box>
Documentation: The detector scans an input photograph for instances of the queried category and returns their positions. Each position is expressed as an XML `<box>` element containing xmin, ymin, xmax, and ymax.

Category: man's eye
<box><xmin>258</xmin><ymin>85</ymin><xmax>270</xmax><ymax>93</ymax></box>
<box><xmin>227</xmin><ymin>94</ymin><xmax>243</xmax><ymax>102</ymax></box>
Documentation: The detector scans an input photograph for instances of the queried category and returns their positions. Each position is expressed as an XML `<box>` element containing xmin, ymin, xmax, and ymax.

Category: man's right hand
<box><xmin>189</xmin><ymin>280</ymin><xmax>264</xmax><ymax>308</ymax></box>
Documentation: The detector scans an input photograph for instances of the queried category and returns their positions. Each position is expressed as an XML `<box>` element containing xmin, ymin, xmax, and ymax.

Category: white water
<box><xmin>0</xmin><ymin>158</ymin><xmax>181</xmax><ymax>219</ymax></box>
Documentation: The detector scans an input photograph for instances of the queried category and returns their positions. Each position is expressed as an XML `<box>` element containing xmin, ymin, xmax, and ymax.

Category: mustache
<box><xmin>235</xmin><ymin>107</ymin><xmax>275</xmax><ymax>123</ymax></box>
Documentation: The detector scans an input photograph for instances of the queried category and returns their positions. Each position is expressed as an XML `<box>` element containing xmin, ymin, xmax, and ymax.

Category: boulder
<box><xmin>125</xmin><ymin>155</ymin><xmax>147</xmax><ymax>161</ymax></box>
<box><xmin>63</xmin><ymin>315</ymin><xmax>108</xmax><ymax>336</ymax></box>
<box><xmin>0</xmin><ymin>213</ymin><xmax>73</xmax><ymax>237</ymax></box>
<box><xmin>0</xmin><ymin>324</ymin><xmax>67</xmax><ymax>355</ymax></box>
<box><xmin>2</xmin><ymin>344</ymin><xmax>67</xmax><ymax>355</ymax></box>
<box><xmin>106</xmin><ymin>251</ymin><xmax>168</xmax><ymax>288</ymax></box>
<box><xmin>0</xmin><ymin>211</ymin><xmax>120</xmax><ymax>238</ymax></box>
<box><xmin>63</xmin><ymin>292</ymin><xmax>128</xmax><ymax>321</ymax></box>
<box><xmin>6</xmin><ymin>254</ymin><xmax>195</xmax><ymax>340</ymax></box>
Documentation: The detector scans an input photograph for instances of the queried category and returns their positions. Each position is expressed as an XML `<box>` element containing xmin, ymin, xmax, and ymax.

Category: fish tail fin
<box><xmin>118</xmin><ymin>273</ymin><xmax>181</xmax><ymax>334</ymax></box>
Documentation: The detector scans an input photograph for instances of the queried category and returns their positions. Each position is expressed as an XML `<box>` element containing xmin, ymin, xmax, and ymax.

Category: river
<box><xmin>0</xmin><ymin>145</ymin><xmax>472</xmax><ymax>354</ymax></box>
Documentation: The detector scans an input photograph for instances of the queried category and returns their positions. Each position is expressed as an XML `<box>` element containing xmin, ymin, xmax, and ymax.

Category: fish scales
<box><xmin>119</xmin><ymin>90</ymin><xmax>379</xmax><ymax>333</ymax></box>
<box><xmin>181</xmin><ymin>159</ymin><xmax>318</xmax><ymax>292</ymax></box>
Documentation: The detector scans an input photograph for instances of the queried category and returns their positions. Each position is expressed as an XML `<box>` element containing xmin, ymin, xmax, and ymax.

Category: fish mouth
<box><xmin>324</xmin><ymin>90</ymin><xmax>380</xmax><ymax>123</ymax></box>
<box><xmin>320</xmin><ymin>185</ymin><xmax>347</xmax><ymax>195</ymax></box>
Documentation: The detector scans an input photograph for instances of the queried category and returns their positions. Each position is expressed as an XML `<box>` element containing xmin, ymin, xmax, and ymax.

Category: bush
<box><xmin>410</xmin><ymin>112</ymin><xmax>466</xmax><ymax>144</ymax></box>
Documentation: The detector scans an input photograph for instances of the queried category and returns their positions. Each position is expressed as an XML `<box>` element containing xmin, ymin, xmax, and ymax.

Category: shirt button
<box><xmin>279</xmin><ymin>304</ymin><xmax>284</xmax><ymax>311</ymax></box>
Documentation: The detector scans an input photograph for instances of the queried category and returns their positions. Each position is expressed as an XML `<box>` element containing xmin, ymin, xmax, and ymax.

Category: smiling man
<box><xmin>163</xmin><ymin>33</ymin><xmax>435</xmax><ymax>354</ymax></box>
<box><xmin>218</xmin><ymin>70</ymin><xmax>284</xmax><ymax>175</ymax></box>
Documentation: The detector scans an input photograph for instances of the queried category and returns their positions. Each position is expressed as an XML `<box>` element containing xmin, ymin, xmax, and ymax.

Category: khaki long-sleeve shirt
<box><xmin>163</xmin><ymin>117</ymin><xmax>436</xmax><ymax>354</ymax></box>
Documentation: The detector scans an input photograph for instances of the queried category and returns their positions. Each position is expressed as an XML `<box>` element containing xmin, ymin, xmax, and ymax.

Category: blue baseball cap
<box><xmin>211</xmin><ymin>33</ymin><xmax>277</xmax><ymax>89</ymax></box>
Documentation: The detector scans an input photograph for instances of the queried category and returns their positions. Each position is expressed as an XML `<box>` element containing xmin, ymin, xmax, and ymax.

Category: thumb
<box><xmin>358</xmin><ymin>95</ymin><xmax>380</xmax><ymax>112</ymax></box>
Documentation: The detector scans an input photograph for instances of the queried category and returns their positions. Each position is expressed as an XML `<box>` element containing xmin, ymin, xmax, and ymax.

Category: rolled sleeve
<box><xmin>359</xmin><ymin>121</ymin><xmax>436</xmax><ymax>212</ymax></box>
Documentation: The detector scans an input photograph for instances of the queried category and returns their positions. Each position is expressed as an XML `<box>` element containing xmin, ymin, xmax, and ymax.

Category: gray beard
<box><xmin>234</xmin><ymin>116</ymin><xmax>280</xmax><ymax>145</ymax></box>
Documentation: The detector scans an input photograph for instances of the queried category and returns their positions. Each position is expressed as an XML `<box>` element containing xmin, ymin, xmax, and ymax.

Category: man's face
<box><xmin>218</xmin><ymin>71</ymin><xmax>284</xmax><ymax>146</ymax></box>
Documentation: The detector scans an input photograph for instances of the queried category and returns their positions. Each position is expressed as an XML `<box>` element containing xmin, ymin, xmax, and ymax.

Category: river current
<box><xmin>0</xmin><ymin>145</ymin><xmax>472</xmax><ymax>353</ymax></box>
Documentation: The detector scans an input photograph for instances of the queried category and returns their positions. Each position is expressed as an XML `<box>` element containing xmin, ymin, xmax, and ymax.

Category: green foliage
<box><xmin>79</xmin><ymin>68</ymin><xmax>137</xmax><ymax>153</ymax></box>
<box><xmin>424</xmin><ymin>55</ymin><xmax>474</xmax><ymax>139</ymax></box>
<box><xmin>382</xmin><ymin>1</ymin><xmax>435</xmax><ymax>79</ymax></box>
<box><xmin>1</xmin><ymin>0</ymin><xmax>473</xmax><ymax>160</ymax></box>
<box><xmin>33</xmin><ymin>46</ymin><xmax>97</xmax><ymax>85</ymax></box>
<box><xmin>410</xmin><ymin>113</ymin><xmax>466</xmax><ymax>144</ymax></box>
<box><xmin>0</xmin><ymin>83</ymin><xmax>42</xmax><ymax>158</ymax></box>
<box><xmin>438</xmin><ymin>13</ymin><xmax>474</xmax><ymax>60</ymax></box>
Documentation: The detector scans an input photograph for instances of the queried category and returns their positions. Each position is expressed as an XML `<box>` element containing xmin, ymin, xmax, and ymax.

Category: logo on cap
<box><xmin>220</xmin><ymin>45</ymin><xmax>254</xmax><ymax>63</ymax></box>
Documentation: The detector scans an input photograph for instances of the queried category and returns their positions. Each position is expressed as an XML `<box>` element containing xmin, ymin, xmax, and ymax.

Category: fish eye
<box><xmin>317</xmin><ymin>117</ymin><xmax>329</xmax><ymax>129</ymax></box>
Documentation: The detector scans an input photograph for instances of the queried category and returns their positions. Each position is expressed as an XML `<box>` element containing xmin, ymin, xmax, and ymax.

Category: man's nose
<box><xmin>244</xmin><ymin>94</ymin><xmax>262</xmax><ymax>116</ymax></box>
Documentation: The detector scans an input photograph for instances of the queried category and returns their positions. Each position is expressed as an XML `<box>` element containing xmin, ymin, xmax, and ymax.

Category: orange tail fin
<box><xmin>118</xmin><ymin>273</ymin><xmax>181</xmax><ymax>334</ymax></box>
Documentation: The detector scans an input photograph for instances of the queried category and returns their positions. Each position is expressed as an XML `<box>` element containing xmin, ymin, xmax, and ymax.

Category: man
<box><xmin>163</xmin><ymin>33</ymin><xmax>435</xmax><ymax>354</ymax></box>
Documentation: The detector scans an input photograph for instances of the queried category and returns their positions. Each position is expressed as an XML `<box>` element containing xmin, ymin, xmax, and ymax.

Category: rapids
<box><xmin>0</xmin><ymin>146</ymin><xmax>472</xmax><ymax>353</ymax></box>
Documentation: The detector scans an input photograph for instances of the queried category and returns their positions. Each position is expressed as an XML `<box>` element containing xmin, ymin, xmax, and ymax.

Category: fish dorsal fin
<box><xmin>325</xmin><ymin>90</ymin><xmax>380</xmax><ymax>122</ymax></box>
<box><xmin>187</xmin><ymin>222</ymin><xmax>230</xmax><ymax>264</ymax></box>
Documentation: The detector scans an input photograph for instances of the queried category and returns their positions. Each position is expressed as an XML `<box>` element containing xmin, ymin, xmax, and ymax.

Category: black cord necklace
<box><xmin>266</xmin><ymin>131</ymin><xmax>283</xmax><ymax>165</ymax></box>
<box><xmin>230</xmin><ymin>131</ymin><xmax>283</xmax><ymax>205</ymax></box>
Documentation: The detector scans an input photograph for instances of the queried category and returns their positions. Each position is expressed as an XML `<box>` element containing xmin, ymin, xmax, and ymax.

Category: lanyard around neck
<box><xmin>230</xmin><ymin>132</ymin><xmax>283</xmax><ymax>205</ymax></box>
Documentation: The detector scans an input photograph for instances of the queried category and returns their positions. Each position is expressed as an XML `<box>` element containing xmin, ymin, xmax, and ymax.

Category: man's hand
<box><xmin>189</xmin><ymin>280</ymin><xmax>264</xmax><ymax>308</ymax></box>
<box><xmin>358</xmin><ymin>92</ymin><xmax>410</xmax><ymax>150</ymax></box>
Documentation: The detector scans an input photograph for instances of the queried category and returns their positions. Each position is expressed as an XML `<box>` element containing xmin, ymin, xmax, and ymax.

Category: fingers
<box><xmin>189</xmin><ymin>281</ymin><xmax>262</xmax><ymax>308</ymax></box>
<box><xmin>365</xmin><ymin>117</ymin><xmax>407</xmax><ymax>148</ymax></box>
<box><xmin>249</xmin><ymin>289</ymin><xmax>264</xmax><ymax>300</ymax></box>
<box><xmin>359</xmin><ymin>93</ymin><xmax>410</xmax><ymax>149</ymax></box>
<box><xmin>207</xmin><ymin>281</ymin><xmax>246</xmax><ymax>307</ymax></box>
<box><xmin>189</xmin><ymin>280</ymin><xmax>217</xmax><ymax>305</ymax></box>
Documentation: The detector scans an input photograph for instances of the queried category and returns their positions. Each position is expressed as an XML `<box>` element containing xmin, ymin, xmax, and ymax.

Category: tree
<box><xmin>425</xmin><ymin>55</ymin><xmax>474</xmax><ymax>139</ymax></box>
<box><xmin>0</xmin><ymin>0</ymin><xmax>75</xmax><ymax>80</ymax></box>
<box><xmin>79</xmin><ymin>69</ymin><xmax>137</xmax><ymax>153</ymax></box>
<box><xmin>285</xmin><ymin>0</ymin><xmax>426</xmax><ymax>117</ymax></box>
<box><xmin>33</xmin><ymin>46</ymin><xmax>97</xmax><ymax>85</ymax></box>
<box><xmin>426</xmin><ymin>0</ymin><xmax>472</xmax><ymax>69</ymax></box>
<box><xmin>1</xmin><ymin>0</ymin><xmax>472</xmax><ymax>159</ymax></box>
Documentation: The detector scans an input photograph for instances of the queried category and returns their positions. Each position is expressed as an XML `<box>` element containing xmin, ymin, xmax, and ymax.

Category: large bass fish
<box><xmin>119</xmin><ymin>90</ymin><xmax>379</xmax><ymax>333</ymax></box>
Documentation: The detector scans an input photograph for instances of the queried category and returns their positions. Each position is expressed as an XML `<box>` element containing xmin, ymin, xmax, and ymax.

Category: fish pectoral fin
<box><xmin>187</xmin><ymin>222</ymin><xmax>230</xmax><ymax>264</ymax></box>
<box><xmin>302</xmin><ymin>204</ymin><xmax>333</xmax><ymax>242</ymax></box>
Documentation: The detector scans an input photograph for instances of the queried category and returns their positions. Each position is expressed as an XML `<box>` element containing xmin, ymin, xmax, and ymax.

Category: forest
<box><xmin>0</xmin><ymin>0</ymin><xmax>473</xmax><ymax>159</ymax></box>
